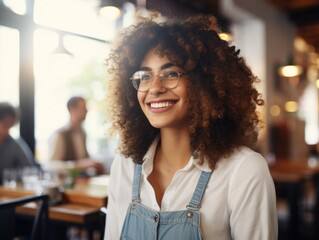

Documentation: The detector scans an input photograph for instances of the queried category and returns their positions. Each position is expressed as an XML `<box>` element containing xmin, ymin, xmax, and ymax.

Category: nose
<box><xmin>148</xmin><ymin>75</ymin><xmax>165</xmax><ymax>95</ymax></box>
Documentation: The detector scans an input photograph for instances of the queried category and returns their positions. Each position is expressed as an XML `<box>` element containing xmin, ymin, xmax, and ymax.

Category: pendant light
<box><xmin>278</xmin><ymin>55</ymin><xmax>303</xmax><ymax>78</ymax></box>
<box><xmin>98</xmin><ymin>0</ymin><xmax>125</xmax><ymax>20</ymax></box>
<box><xmin>52</xmin><ymin>33</ymin><xmax>72</xmax><ymax>56</ymax></box>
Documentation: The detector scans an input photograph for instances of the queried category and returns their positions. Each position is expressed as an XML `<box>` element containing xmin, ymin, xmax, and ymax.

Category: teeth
<box><xmin>150</xmin><ymin>101</ymin><xmax>174</xmax><ymax>108</ymax></box>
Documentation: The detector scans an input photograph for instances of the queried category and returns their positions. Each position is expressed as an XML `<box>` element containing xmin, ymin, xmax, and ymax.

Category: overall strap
<box><xmin>132</xmin><ymin>164</ymin><xmax>143</xmax><ymax>202</ymax></box>
<box><xmin>187</xmin><ymin>171</ymin><xmax>212</xmax><ymax>211</ymax></box>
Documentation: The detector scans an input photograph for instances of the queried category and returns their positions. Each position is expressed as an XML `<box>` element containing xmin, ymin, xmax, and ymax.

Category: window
<box><xmin>34</xmin><ymin>29</ymin><xmax>112</xmax><ymax>162</ymax></box>
<box><xmin>34</xmin><ymin>0</ymin><xmax>116</xmax><ymax>41</ymax></box>
<box><xmin>0</xmin><ymin>0</ymin><xmax>135</xmax><ymax>166</ymax></box>
<box><xmin>3</xmin><ymin>0</ymin><xmax>27</xmax><ymax>15</ymax></box>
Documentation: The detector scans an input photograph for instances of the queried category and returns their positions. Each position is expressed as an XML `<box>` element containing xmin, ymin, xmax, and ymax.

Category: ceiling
<box><xmin>167</xmin><ymin>0</ymin><xmax>319</xmax><ymax>53</ymax></box>
<box><xmin>266</xmin><ymin>0</ymin><xmax>319</xmax><ymax>53</ymax></box>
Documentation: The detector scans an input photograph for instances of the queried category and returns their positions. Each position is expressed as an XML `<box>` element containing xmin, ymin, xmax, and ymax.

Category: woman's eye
<box><xmin>141</xmin><ymin>74</ymin><xmax>151</xmax><ymax>81</ymax></box>
<box><xmin>166</xmin><ymin>71</ymin><xmax>178</xmax><ymax>79</ymax></box>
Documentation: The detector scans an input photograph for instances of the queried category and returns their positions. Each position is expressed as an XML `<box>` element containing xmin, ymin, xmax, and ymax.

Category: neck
<box><xmin>157</xmin><ymin>128</ymin><xmax>192</xmax><ymax>170</ymax></box>
<box><xmin>70</xmin><ymin>119</ymin><xmax>82</xmax><ymax>130</ymax></box>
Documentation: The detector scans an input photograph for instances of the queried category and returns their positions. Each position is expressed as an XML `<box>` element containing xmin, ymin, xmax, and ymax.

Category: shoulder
<box><xmin>215</xmin><ymin>147</ymin><xmax>271</xmax><ymax>188</ymax></box>
<box><xmin>15</xmin><ymin>137</ymin><xmax>30</xmax><ymax>152</ymax></box>
<box><xmin>16</xmin><ymin>137</ymin><xmax>28</xmax><ymax>146</ymax></box>
<box><xmin>2</xmin><ymin>137</ymin><xmax>34</xmax><ymax>165</ymax></box>
<box><xmin>56</xmin><ymin>125</ymin><xmax>71</xmax><ymax>135</ymax></box>
<box><xmin>223</xmin><ymin>148</ymin><xmax>273</xmax><ymax>194</ymax></box>
<box><xmin>111</xmin><ymin>154</ymin><xmax>135</xmax><ymax>172</ymax></box>
<box><xmin>51</xmin><ymin>124</ymin><xmax>71</xmax><ymax>135</ymax></box>
<box><xmin>218</xmin><ymin>147</ymin><xmax>268</xmax><ymax>171</ymax></box>
<box><xmin>49</xmin><ymin>127</ymin><xmax>68</xmax><ymax>141</ymax></box>
<box><xmin>232</xmin><ymin>147</ymin><xmax>269</xmax><ymax>173</ymax></box>
<box><xmin>4</xmin><ymin>136</ymin><xmax>21</xmax><ymax>149</ymax></box>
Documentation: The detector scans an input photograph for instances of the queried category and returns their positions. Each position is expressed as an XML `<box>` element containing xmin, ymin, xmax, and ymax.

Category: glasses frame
<box><xmin>130</xmin><ymin>69</ymin><xmax>184</xmax><ymax>92</ymax></box>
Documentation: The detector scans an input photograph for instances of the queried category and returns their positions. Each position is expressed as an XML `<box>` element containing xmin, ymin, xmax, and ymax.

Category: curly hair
<box><xmin>105</xmin><ymin>14</ymin><xmax>264</xmax><ymax>169</ymax></box>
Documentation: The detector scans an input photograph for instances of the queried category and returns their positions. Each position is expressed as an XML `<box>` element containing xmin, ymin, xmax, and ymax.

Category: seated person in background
<box><xmin>0</xmin><ymin>102</ymin><xmax>36</xmax><ymax>185</ymax></box>
<box><xmin>48</xmin><ymin>96</ymin><xmax>104</xmax><ymax>174</ymax></box>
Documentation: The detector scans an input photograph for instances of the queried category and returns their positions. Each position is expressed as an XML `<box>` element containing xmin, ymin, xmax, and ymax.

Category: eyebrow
<box><xmin>140</xmin><ymin>63</ymin><xmax>174</xmax><ymax>71</ymax></box>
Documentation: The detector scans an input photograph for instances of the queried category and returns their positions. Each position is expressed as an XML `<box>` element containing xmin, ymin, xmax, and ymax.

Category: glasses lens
<box><xmin>161</xmin><ymin>69</ymin><xmax>180</xmax><ymax>88</ymax></box>
<box><xmin>131</xmin><ymin>71</ymin><xmax>152</xmax><ymax>91</ymax></box>
<box><xmin>131</xmin><ymin>69</ymin><xmax>182</xmax><ymax>91</ymax></box>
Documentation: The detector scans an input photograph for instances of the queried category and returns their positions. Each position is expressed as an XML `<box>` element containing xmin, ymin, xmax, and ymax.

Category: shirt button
<box><xmin>187</xmin><ymin>211</ymin><xmax>193</xmax><ymax>218</ymax></box>
<box><xmin>154</xmin><ymin>215</ymin><xmax>159</xmax><ymax>222</ymax></box>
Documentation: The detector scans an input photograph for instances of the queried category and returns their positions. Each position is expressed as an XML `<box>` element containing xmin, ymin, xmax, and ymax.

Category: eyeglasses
<box><xmin>130</xmin><ymin>68</ymin><xmax>184</xmax><ymax>92</ymax></box>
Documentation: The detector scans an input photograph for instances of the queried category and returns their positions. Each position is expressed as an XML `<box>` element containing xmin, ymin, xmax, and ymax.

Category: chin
<box><xmin>149</xmin><ymin>123</ymin><xmax>162</xmax><ymax>129</ymax></box>
<box><xmin>147</xmin><ymin>119</ymin><xmax>167</xmax><ymax>129</ymax></box>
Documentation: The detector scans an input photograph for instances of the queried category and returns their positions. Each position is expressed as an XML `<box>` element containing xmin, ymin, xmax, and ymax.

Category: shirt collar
<box><xmin>142</xmin><ymin>137</ymin><xmax>212</xmax><ymax>175</ymax></box>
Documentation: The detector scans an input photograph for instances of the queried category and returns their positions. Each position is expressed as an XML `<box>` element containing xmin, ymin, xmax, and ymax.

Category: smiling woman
<box><xmin>104</xmin><ymin>13</ymin><xmax>278</xmax><ymax>240</ymax></box>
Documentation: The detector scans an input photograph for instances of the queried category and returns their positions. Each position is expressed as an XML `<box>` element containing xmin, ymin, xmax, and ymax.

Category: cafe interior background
<box><xmin>0</xmin><ymin>0</ymin><xmax>319</xmax><ymax>238</ymax></box>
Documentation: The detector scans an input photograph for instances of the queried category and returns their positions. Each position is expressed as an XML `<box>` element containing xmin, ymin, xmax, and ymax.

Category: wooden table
<box><xmin>269</xmin><ymin>159</ymin><xmax>319</xmax><ymax>240</ymax></box>
<box><xmin>0</xmin><ymin>175</ymin><xmax>109</xmax><ymax>240</ymax></box>
<box><xmin>269</xmin><ymin>159</ymin><xmax>319</xmax><ymax>179</ymax></box>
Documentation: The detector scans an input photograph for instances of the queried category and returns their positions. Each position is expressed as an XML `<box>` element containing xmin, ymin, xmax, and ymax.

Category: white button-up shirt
<box><xmin>105</xmin><ymin>139</ymin><xmax>278</xmax><ymax>240</ymax></box>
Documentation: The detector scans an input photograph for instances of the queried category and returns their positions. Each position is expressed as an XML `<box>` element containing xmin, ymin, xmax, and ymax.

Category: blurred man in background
<box><xmin>0</xmin><ymin>102</ymin><xmax>37</xmax><ymax>239</ymax></box>
<box><xmin>48</xmin><ymin>96</ymin><xmax>103</xmax><ymax>174</ymax></box>
<box><xmin>49</xmin><ymin>96</ymin><xmax>89</xmax><ymax>161</ymax></box>
<box><xmin>0</xmin><ymin>102</ymin><xmax>35</xmax><ymax>184</ymax></box>
<box><xmin>47</xmin><ymin>96</ymin><xmax>104</xmax><ymax>239</ymax></box>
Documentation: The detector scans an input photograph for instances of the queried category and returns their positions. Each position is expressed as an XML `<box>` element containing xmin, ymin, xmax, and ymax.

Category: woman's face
<box><xmin>137</xmin><ymin>48</ymin><xmax>190</xmax><ymax>130</ymax></box>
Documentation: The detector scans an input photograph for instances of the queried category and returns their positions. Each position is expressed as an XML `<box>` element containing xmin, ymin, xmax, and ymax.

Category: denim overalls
<box><xmin>120</xmin><ymin>163</ymin><xmax>212</xmax><ymax>240</ymax></box>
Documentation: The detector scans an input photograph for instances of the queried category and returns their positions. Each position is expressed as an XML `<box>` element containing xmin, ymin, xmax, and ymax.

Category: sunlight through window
<box><xmin>34</xmin><ymin>29</ymin><xmax>111</xmax><ymax>162</ymax></box>
<box><xmin>34</xmin><ymin>0</ymin><xmax>117</xmax><ymax>41</ymax></box>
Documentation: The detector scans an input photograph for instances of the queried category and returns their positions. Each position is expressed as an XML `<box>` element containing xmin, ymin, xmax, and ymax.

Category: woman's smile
<box><xmin>147</xmin><ymin>100</ymin><xmax>177</xmax><ymax>112</ymax></box>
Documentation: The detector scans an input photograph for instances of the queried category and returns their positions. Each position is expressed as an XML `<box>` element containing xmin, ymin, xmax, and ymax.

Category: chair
<box><xmin>0</xmin><ymin>194</ymin><xmax>49</xmax><ymax>240</ymax></box>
